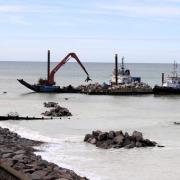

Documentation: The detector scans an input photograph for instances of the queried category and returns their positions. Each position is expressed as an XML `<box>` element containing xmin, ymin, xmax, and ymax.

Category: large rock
<box><xmin>84</xmin><ymin>134</ymin><xmax>93</xmax><ymax>142</ymax></box>
<box><xmin>84</xmin><ymin>129</ymin><xmax>161</xmax><ymax>150</ymax></box>
<box><xmin>174</xmin><ymin>122</ymin><xmax>180</xmax><ymax>125</ymax></box>
<box><xmin>42</xmin><ymin>105</ymin><xmax>72</xmax><ymax>117</ymax></box>
<box><xmin>113</xmin><ymin>135</ymin><xmax>124</xmax><ymax>145</ymax></box>
<box><xmin>124</xmin><ymin>142</ymin><xmax>136</xmax><ymax>149</ymax></box>
<box><xmin>123</xmin><ymin>137</ymin><xmax>131</xmax><ymax>147</ymax></box>
<box><xmin>108</xmin><ymin>131</ymin><xmax>115</xmax><ymax>139</ymax></box>
<box><xmin>89</xmin><ymin>138</ymin><xmax>97</xmax><ymax>144</ymax></box>
<box><xmin>124</xmin><ymin>132</ymin><xmax>130</xmax><ymax>138</ymax></box>
<box><xmin>31</xmin><ymin>170</ymin><xmax>48</xmax><ymax>178</ymax></box>
<box><xmin>98</xmin><ymin>132</ymin><xmax>108</xmax><ymax>141</ymax></box>
<box><xmin>92</xmin><ymin>130</ymin><xmax>102</xmax><ymax>138</ymax></box>
<box><xmin>141</xmin><ymin>139</ymin><xmax>156</xmax><ymax>147</ymax></box>
<box><xmin>135</xmin><ymin>141</ymin><xmax>143</xmax><ymax>147</ymax></box>
<box><xmin>132</xmin><ymin>131</ymin><xmax>143</xmax><ymax>141</ymax></box>
<box><xmin>2</xmin><ymin>153</ymin><xmax>15</xmax><ymax>158</ymax></box>
<box><xmin>115</xmin><ymin>130</ymin><xmax>123</xmax><ymax>137</ymax></box>
<box><xmin>43</xmin><ymin>111</ymin><xmax>52</xmax><ymax>116</ymax></box>
<box><xmin>96</xmin><ymin>140</ymin><xmax>113</xmax><ymax>149</ymax></box>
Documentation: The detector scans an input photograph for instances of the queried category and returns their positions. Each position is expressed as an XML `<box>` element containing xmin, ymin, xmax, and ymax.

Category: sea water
<box><xmin>0</xmin><ymin>62</ymin><xmax>180</xmax><ymax>180</ymax></box>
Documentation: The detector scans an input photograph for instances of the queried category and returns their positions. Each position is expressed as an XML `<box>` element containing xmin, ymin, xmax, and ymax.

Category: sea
<box><xmin>0</xmin><ymin>62</ymin><xmax>180</xmax><ymax>180</ymax></box>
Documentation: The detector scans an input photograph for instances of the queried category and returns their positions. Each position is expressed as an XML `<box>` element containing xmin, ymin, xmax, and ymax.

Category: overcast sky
<box><xmin>0</xmin><ymin>0</ymin><xmax>180</xmax><ymax>62</ymax></box>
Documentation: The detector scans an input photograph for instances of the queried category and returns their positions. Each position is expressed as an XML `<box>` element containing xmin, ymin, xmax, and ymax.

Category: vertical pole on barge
<box><xmin>47</xmin><ymin>50</ymin><xmax>50</xmax><ymax>81</ymax></box>
<box><xmin>162</xmin><ymin>73</ymin><xmax>164</xmax><ymax>86</ymax></box>
<box><xmin>115</xmin><ymin>54</ymin><xmax>118</xmax><ymax>85</ymax></box>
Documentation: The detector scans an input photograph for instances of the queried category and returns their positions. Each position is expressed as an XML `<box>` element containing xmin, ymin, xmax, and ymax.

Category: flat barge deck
<box><xmin>79</xmin><ymin>84</ymin><xmax>153</xmax><ymax>95</ymax></box>
<box><xmin>18</xmin><ymin>79</ymin><xmax>153</xmax><ymax>95</ymax></box>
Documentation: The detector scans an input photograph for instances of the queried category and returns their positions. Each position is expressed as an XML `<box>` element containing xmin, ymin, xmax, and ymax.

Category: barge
<box><xmin>18</xmin><ymin>51</ymin><xmax>91</xmax><ymax>93</ymax></box>
<box><xmin>18</xmin><ymin>52</ymin><xmax>153</xmax><ymax>95</ymax></box>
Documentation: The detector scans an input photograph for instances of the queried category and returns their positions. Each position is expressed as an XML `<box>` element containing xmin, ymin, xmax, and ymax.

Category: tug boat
<box><xmin>111</xmin><ymin>55</ymin><xmax>141</xmax><ymax>85</ymax></box>
<box><xmin>153</xmin><ymin>61</ymin><xmax>180</xmax><ymax>94</ymax></box>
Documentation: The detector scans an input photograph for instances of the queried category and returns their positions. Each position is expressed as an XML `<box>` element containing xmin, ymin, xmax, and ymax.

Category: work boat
<box><xmin>153</xmin><ymin>61</ymin><xmax>180</xmax><ymax>94</ymax></box>
<box><xmin>18</xmin><ymin>51</ymin><xmax>91</xmax><ymax>93</ymax></box>
<box><xmin>111</xmin><ymin>56</ymin><xmax>141</xmax><ymax>85</ymax></box>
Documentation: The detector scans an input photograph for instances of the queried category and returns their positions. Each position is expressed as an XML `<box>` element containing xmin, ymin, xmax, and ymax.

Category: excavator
<box><xmin>38</xmin><ymin>52</ymin><xmax>91</xmax><ymax>86</ymax></box>
<box><xmin>17</xmin><ymin>51</ymin><xmax>91</xmax><ymax>93</ymax></box>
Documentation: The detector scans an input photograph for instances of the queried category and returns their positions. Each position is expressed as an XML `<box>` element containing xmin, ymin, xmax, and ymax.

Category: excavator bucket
<box><xmin>85</xmin><ymin>76</ymin><xmax>92</xmax><ymax>82</ymax></box>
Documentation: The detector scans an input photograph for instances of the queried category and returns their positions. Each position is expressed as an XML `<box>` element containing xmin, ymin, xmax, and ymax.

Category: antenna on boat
<box><xmin>121</xmin><ymin>56</ymin><xmax>125</xmax><ymax>74</ymax></box>
<box><xmin>173</xmin><ymin>60</ymin><xmax>178</xmax><ymax>77</ymax></box>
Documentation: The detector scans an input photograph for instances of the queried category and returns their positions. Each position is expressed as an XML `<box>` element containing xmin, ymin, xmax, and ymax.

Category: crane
<box><xmin>38</xmin><ymin>52</ymin><xmax>91</xmax><ymax>86</ymax></box>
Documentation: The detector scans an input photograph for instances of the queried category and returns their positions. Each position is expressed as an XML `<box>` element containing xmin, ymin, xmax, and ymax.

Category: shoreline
<box><xmin>0</xmin><ymin>126</ymin><xmax>88</xmax><ymax>180</ymax></box>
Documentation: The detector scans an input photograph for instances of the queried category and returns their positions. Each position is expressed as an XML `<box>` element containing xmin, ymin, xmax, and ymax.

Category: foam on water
<box><xmin>0</xmin><ymin>121</ymin><xmax>101</xmax><ymax>179</ymax></box>
<box><xmin>0</xmin><ymin>121</ymin><xmax>61</xmax><ymax>143</ymax></box>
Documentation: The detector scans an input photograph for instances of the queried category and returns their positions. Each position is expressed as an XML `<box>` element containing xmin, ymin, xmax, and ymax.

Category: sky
<box><xmin>0</xmin><ymin>0</ymin><xmax>180</xmax><ymax>62</ymax></box>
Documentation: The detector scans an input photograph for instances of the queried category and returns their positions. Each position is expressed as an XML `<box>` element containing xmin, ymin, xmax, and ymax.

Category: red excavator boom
<box><xmin>39</xmin><ymin>52</ymin><xmax>91</xmax><ymax>86</ymax></box>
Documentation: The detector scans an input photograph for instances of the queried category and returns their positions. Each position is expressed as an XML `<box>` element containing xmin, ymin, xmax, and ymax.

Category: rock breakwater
<box><xmin>0</xmin><ymin>126</ymin><xmax>87</xmax><ymax>180</ymax></box>
<box><xmin>42</xmin><ymin>102</ymin><xmax>72</xmax><ymax>117</ymax></box>
<box><xmin>84</xmin><ymin>130</ymin><xmax>162</xmax><ymax>149</ymax></box>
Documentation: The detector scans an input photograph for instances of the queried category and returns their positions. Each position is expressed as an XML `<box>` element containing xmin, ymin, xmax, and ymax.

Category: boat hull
<box><xmin>17</xmin><ymin>79</ymin><xmax>80</xmax><ymax>93</ymax></box>
<box><xmin>17</xmin><ymin>79</ymin><xmax>61</xmax><ymax>93</ymax></box>
<box><xmin>153</xmin><ymin>85</ymin><xmax>180</xmax><ymax>94</ymax></box>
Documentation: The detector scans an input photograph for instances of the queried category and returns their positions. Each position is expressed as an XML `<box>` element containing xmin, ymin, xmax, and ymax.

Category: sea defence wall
<box><xmin>0</xmin><ymin>163</ymin><xmax>28</xmax><ymax>180</ymax></box>
<box><xmin>0</xmin><ymin>127</ymin><xmax>87</xmax><ymax>180</ymax></box>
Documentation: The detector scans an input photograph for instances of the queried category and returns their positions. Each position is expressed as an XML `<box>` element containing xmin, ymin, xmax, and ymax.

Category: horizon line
<box><xmin>0</xmin><ymin>60</ymin><xmax>176</xmax><ymax>64</ymax></box>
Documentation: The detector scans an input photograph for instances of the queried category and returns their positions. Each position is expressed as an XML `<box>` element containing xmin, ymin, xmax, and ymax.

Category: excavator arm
<box><xmin>48</xmin><ymin>52</ymin><xmax>91</xmax><ymax>85</ymax></box>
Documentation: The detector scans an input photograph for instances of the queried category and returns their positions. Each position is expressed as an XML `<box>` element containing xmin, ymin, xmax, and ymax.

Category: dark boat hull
<box><xmin>17</xmin><ymin>79</ymin><xmax>61</xmax><ymax>93</ymax></box>
<box><xmin>17</xmin><ymin>79</ymin><xmax>80</xmax><ymax>93</ymax></box>
<box><xmin>153</xmin><ymin>85</ymin><xmax>180</xmax><ymax>94</ymax></box>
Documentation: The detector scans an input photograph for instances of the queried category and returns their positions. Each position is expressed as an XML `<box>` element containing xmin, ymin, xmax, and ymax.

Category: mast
<box><xmin>115</xmin><ymin>54</ymin><xmax>118</xmax><ymax>85</ymax></box>
<box><xmin>162</xmin><ymin>73</ymin><xmax>164</xmax><ymax>86</ymax></box>
<box><xmin>47</xmin><ymin>50</ymin><xmax>50</xmax><ymax>81</ymax></box>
